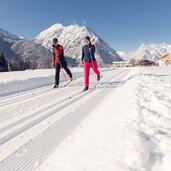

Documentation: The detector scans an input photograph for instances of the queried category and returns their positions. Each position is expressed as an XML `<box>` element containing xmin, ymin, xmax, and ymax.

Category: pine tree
<box><xmin>0</xmin><ymin>53</ymin><xmax>8</xmax><ymax>72</ymax></box>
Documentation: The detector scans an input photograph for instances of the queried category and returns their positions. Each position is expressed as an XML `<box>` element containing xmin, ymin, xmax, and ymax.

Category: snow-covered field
<box><xmin>0</xmin><ymin>66</ymin><xmax>171</xmax><ymax>171</ymax></box>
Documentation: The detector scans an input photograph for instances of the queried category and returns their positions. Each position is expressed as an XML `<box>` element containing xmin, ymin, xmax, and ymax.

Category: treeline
<box><xmin>0</xmin><ymin>53</ymin><xmax>8</xmax><ymax>72</ymax></box>
<box><xmin>0</xmin><ymin>53</ymin><xmax>52</xmax><ymax>72</ymax></box>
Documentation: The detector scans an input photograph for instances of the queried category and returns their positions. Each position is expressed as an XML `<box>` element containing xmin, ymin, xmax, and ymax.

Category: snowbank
<box><xmin>36</xmin><ymin>67</ymin><xmax>171</xmax><ymax>171</ymax></box>
<box><xmin>127</xmin><ymin>66</ymin><xmax>171</xmax><ymax>171</ymax></box>
<box><xmin>0</xmin><ymin>67</ymin><xmax>170</xmax><ymax>171</ymax></box>
<box><xmin>0</xmin><ymin>68</ymin><xmax>83</xmax><ymax>97</ymax></box>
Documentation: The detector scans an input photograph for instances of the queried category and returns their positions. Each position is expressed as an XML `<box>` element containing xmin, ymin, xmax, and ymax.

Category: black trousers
<box><xmin>55</xmin><ymin>62</ymin><xmax>72</xmax><ymax>85</ymax></box>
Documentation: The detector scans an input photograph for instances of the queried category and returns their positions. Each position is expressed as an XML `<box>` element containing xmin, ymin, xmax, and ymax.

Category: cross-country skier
<box><xmin>81</xmin><ymin>36</ymin><xmax>101</xmax><ymax>91</ymax></box>
<box><xmin>52</xmin><ymin>38</ymin><xmax>73</xmax><ymax>88</ymax></box>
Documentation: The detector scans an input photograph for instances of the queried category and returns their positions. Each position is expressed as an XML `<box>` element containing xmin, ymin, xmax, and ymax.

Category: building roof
<box><xmin>112</xmin><ymin>61</ymin><xmax>130</xmax><ymax>64</ymax></box>
<box><xmin>160</xmin><ymin>54</ymin><xmax>171</xmax><ymax>60</ymax></box>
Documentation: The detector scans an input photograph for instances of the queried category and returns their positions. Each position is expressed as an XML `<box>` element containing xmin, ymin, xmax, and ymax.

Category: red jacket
<box><xmin>52</xmin><ymin>44</ymin><xmax>66</xmax><ymax>64</ymax></box>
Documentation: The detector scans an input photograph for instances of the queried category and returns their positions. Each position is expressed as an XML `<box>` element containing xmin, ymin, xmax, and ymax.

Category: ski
<box><xmin>52</xmin><ymin>82</ymin><xmax>71</xmax><ymax>89</ymax></box>
<box><xmin>94</xmin><ymin>75</ymin><xmax>103</xmax><ymax>89</ymax></box>
<box><xmin>63</xmin><ymin>80</ymin><xmax>72</xmax><ymax>87</ymax></box>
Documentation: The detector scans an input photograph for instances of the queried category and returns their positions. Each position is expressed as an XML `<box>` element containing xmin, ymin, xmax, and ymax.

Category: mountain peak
<box><xmin>0</xmin><ymin>28</ymin><xmax>20</xmax><ymax>42</ymax></box>
<box><xmin>49</xmin><ymin>23</ymin><xmax>65</xmax><ymax>30</ymax></box>
<box><xmin>118</xmin><ymin>43</ymin><xmax>171</xmax><ymax>62</ymax></box>
<box><xmin>35</xmin><ymin>23</ymin><xmax>122</xmax><ymax>65</ymax></box>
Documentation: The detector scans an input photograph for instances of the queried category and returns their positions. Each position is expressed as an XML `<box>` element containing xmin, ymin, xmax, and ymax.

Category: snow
<box><xmin>0</xmin><ymin>68</ymin><xmax>83</xmax><ymax>97</ymax></box>
<box><xmin>127</xmin><ymin>66</ymin><xmax>171</xmax><ymax>171</ymax></box>
<box><xmin>35</xmin><ymin>67</ymin><xmax>171</xmax><ymax>171</ymax></box>
<box><xmin>0</xmin><ymin>66</ymin><xmax>171</xmax><ymax>171</ymax></box>
<box><xmin>35</xmin><ymin>68</ymin><xmax>144</xmax><ymax>171</ymax></box>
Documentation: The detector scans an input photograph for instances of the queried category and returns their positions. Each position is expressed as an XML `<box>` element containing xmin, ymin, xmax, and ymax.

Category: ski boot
<box><xmin>83</xmin><ymin>86</ymin><xmax>89</xmax><ymax>91</ymax></box>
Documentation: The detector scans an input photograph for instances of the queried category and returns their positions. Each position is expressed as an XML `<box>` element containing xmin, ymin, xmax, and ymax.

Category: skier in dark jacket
<box><xmin>81</xmin><ymin>36</ymin><xmax>101</xmax><ymax>91</ymax></box>
<box><xmin>52</xmin><ymin>38</ymin><xmax>72</xmax><ymax>88</ymax></box>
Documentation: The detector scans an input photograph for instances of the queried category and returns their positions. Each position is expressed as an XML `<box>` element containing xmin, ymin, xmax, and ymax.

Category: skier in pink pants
<box><xmin>81</xmin><ymin>36</ymin><xmax>101</xmax><ymax>91</ymax></box>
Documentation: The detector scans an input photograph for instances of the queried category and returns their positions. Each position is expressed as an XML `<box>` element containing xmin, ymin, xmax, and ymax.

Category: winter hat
<box><xmin>52</xmin><ymin>38</ymin><xmax>58</xmax><ymax>43</ymax></box>
<box><xmin>85</xmin><ymin>36</ymin><xmax>91</xmax><ymax>41</ymax></box>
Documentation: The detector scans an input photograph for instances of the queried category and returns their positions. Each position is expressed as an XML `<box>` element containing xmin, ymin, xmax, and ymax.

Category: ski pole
<box><xmin>89</xmin><ymin>46</ymin><xmax>99</xmax><ymax>87</ymax></box>
<box><xmin>60</xmin><ymin>66</ymin><xmax>69</xmax><ymax>82</ymax></box>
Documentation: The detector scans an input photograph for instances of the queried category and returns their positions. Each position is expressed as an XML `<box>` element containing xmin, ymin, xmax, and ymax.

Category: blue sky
<box><xmin>0</xmin><ymin>0</ymin><xmax>171</xmax><ymax>51</ymax></box>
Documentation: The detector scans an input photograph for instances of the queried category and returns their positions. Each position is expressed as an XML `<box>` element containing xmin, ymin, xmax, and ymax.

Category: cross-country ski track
<box><xmin>0</xmin><ymin>68</ymin><xmax>129</xmax><ymax>170</ymax></box>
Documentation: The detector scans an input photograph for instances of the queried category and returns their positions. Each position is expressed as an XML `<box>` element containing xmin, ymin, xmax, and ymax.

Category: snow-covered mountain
<box><xmin>0</xmin><ymin>28</ymin><xmax>20</xmax><ymax>43</ymax></box>
<box><xmin>11</xmin><ymin>40</ymin><xmax>51</xmax><ymax>68</ymax></box>
<box><xmin>0</xmin><ymin>28</ymin><xmax>21</xmax><ymax>58</ymax></box>
<box><xmin>118</xmin><ymin>43</ymin><xmax>171</xmax><ymax>62</ymax></box>
<box><xmin>35</xmin><ymin>24</ymin><xmax>122</xmax><ymax>65</ymax></box>
<box><xmin>0</xmin><ymin>28</ymin><xmax>51</xmax><ymax>69</ymax></box>
<box><xmin>117</xmin><ymin>51</ymin><xmax>130</xmax><ymax>61</ymax></box>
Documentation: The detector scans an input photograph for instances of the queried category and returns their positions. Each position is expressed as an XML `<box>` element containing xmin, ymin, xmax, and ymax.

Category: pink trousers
<box><xmin>84</xmin><ymin>61</ymin><xmax>100</xmax><ymax>87</ymax></box>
